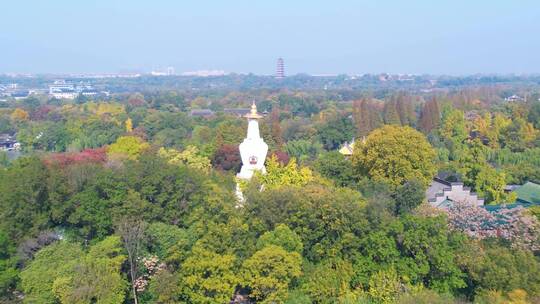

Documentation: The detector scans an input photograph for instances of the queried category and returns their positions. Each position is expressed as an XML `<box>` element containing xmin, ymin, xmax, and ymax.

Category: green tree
<box><xmin>107</xmin><ymin>136</ymin><xmax>149</xmax><ymax>160</ymax></box>
<box><xmin>439</xmin><ymin>109</ymin><xmax>467</xmax><ymax>147</ymax></box>
<box><xmin>74</xmin><ymin>118</ymin><xmax>123</xmax><ymax>150</ymax></box>
<box><xmin>528</xmin><ymin>101</ymin><xmax>540</xmax><ymax>129</ymax></box>
<box><xmin>391</xmin><ymin>215</ymin><xmax>465</xmax><ymax>292</ymax></box>
<box><xmin>352</xmin><ymin>125</ymin><xmax>436</xmax><ymax>188</ymax></box>
<box><xmin>397</xmin><ymin>289</ymin><xmax>455</xmax><ymax>304</ymax></box>
<box><xmin>301</xmin><ymin>259</ymin><xmax>355</xmax><ymax>303</ymax></box>
<box><xmin>314</xmin><ymin>151</ymin><xmax>356</xmax><ymax>187</ymax></box>
<box><xmin>31</xmin><ymin>121</ymin><xmax>71</xmax><ymax>152</ymax></box>
<box><xmin>284</xmin><ymin>139</ymin><xmax>323</xmax><ymax>162</ymax></box>
<box><xmin>256</xmin><ymin>224</ymin><xmax>303</xmax><ymax>253</ymax></box>
<box><xmin>20</xmin><ymin>241</ymin><xmax>83</xmax><ymax>304</ymax></box>
<box><xmin>242</xmin><ymin>245</ymin><xmax>302</xmax><ymax>303</ymax></box>
<box><xmin>474</xmin><ymin>166</ymin><xmax>516</xmax><ymax>204</ymax></box>
<box><xmin>501</xmin><ymin>117</ymin><xmax>538</xmax><ymax>152</ymax></box>
<box><xmin>467</xmin><ymin>244</ymin><xmax>540</xmax><ymax>295</ymax></box>
<box><xmin>147</xmin><ymin>269</ymin><xmax>181</xmax><ymax>304</ymax></box>
<box><xmin>52</xmin><ymin>236</ymin><xmax>127</xmax><ymax>304</ymax></box>
<box><xmin>394</xmin><ymin>178</ymin><xmax>426</xmax><ymax>215</ymax></box>
<box><xmin>285</xmin><ymin>290</ymin><xmax>312</xmax><ymax>304</ymax></box>
<box><xmin>368</xmin><ymin>268</ymin><xmax>403</xmax><ymax>304</ymax></box>
<box><xmin>141</xmin><ymin>112</ymin><xmax>192</xmax><ymax>148</ymax></box>
<box><xmin>0</xmin><ymin>157</ymin><xmax>50</xmax><ymax>242</ymax></box>
<box><xmin>245</xmin><ymin>184</ymin><xmax>366</xmax><ymax>262</ymax></box>
<box><xmin>146</xmin><ymin>222</ymin><xmax>190</xmax><ymax>260</ymax></box>
<box><xmin>0</xmin><ymin>231</ymin><xmax>17</xmax><ymax>297</ymax></box>
<box><xmin>316</xmin><ymin>115</ymin><xmax>355</xmax><ymax>150</ymax></box>
<box><xmin>179</xmin><ymin>245</ymin><xmax>239</xmax><ymax>304</ymax></box>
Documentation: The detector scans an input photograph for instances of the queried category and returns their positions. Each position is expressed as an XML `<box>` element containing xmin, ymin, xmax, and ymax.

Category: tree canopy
<box><xmin>352</xmin><ymin>125</ymin><xmax>436</xmax><ymax>188</ymax></box>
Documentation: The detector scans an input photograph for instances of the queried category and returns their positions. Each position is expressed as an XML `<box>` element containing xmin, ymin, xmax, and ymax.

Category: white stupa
<box><xmin>237</xmin><ymin>102</ymin><xmax>268</xmax><ymax>180</ymax></box>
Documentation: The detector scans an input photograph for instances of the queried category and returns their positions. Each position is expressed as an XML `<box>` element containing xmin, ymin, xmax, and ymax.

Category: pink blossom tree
<box><xmin>445</xmin><ymin>201</ymin><xmax>540</xmax><ymax>252</ymax></box>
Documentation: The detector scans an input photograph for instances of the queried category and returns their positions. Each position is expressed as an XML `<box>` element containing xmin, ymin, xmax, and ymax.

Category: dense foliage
<box><xmin>1</xmin><ymin>86</ymin><xmax>540</xmax><ymax>303</ymax></box>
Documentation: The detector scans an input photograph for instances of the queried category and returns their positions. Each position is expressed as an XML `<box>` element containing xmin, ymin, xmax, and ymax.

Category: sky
<box><xmin>0</xmin><ymin>0</ymin><xmax>539</xmax><ymax>75</ymax></box>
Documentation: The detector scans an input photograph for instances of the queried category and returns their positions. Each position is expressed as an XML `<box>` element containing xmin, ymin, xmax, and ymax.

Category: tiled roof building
<box><xmin>426</xmin><ymin>178</ymin><xmax>484</xmax><ymax>207</ymax></box>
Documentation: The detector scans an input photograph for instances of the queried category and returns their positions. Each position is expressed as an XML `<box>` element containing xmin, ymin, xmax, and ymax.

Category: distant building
<box><xmin>49</xmin><ymin>80</ymin><xmax>76</xmax><ymax>99</ymax></box>
<box><xmin>276</xmin><ymin>58</ymin><xmax>285</xmax><ymax>79</ymax></box>
<box><xmin>338</xmin><ymin>140</ymin><xmax>354</xmax><ymax>157</ymax></box>
<box><xmin>50</xmin><ymin>89</ymin><xmax>78</xmax><ymax>100</ymax></box>
<box><xmin>181</xmin><ymin>70</ymin><xmax>227</xmax><ymax>77</ymax></box>
<box><xmin>11</xmin><ymin>90</ymin><xmax>31</xmax><ymax>100</ymax></box>
<box><xmin>0</xmin><ymin>134</ymin><xmax>20</xmax><ymax>151</ymax></box>
<box><xmin>378</xmin><ymin>74</ymin><xmax>390</xmax><ymax>82</ymax></box>
<box><xmin>504</xmin><ymin>94</ymin><xmax>524</xmax><ymax>102</ymax></box>
<box><xmin>223</xmin><ymin>108</ymin><xmax>251</xmax><ymax>117</ymax></box>
<box><xmin>150</xmin><ymin>67</ymin><xmax>176</xmax><ymax>76</ymax></box>
<box><xmin>190</xmin><ymin>109</ymin><xmax>215</xmax><ymax>118</ymax></box>
<box><xmin>151</xmin><ymin>71</ymin><xmax>168</xmax><ymax>76</ymax></box>
<box><xmin>80</xmin><ymin>88</ymin><xmax>99</xmax><ymax>97</ymax></box>
<box><xmin>426</xmin><ymin>177</ymin><xmax>484</xmax><ymax>208</ymax></box>
<box><xmin>49</xmin><ymin>80</ymin><xmax>74</xmax><ymax>94</ymax></box>
<box><xmin>0</xmin><ymin>83</ymin><xmax>32</xmax><ymax>99</ymax></box>
<box><xmin>48</xmin><ymin>80</ymin><xmax>99</xmax><ymax>99</ymax></box>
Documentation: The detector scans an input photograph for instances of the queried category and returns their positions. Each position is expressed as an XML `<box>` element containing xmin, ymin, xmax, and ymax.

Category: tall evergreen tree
<box><xmin>354</xmin><ymin>99</ymin><xmax>371</xmax><ymax>138</ymax></box>
<box><xmin>369</xmin><ymin>101</ymin><xmax>384</xmax><ymax>132</ymax></box>
<box><xmin>354</xmin><ymin>98</ymin><xmax>383</xmax><ymax>138</ymax></box>
<box><xmin>383</xmin><ymin>98</ymin><xmax>401</xmax><ymax>125</ymax></box>
<box><xmin>396</xmin><ymin>94</ymin><xmax>417</xmax><ymax>126</ymax></box>
<box><xmin>419</xmin><ymin>98</ymin><xmax>440</xmax><ymax>133</ymax></box>
<box><xmin>270</xmin><ymin>104</ymin><xmax>283</xmax><ymax>148</ymax></box>
<box><xmin>396</xmin><ymin>94</ymin><xmax>408</xmax><ymax>125</ymax></box>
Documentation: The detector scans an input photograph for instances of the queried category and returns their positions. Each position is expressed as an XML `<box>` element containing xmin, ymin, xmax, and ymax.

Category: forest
<box><xmin>1</xmin><ymin>86</ymin><xmax>540</xmax><ymax>303</ymax></box>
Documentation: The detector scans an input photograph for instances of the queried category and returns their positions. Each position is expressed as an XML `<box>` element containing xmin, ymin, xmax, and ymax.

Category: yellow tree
<box><xmin>242</xmin><ymin>245</ymin><xmax>302</xmax><ymax>303</ymax></box>
<box><xmin>107</xmin><ymin>136</ymin><xmax>150</xmax><ymax>160</ymax></box>
<box><xmin>488</xmin><ymin>113</ymin><xmax>511</xmax><ymax>148</ymax></box>
<box><xmin>158</xmin><ymin>146</ymin><xmax>211</xmax><ymax>173</ymax></box>
<box><xmin>10</xmin><ymin>108</ymin><xmax>29</xmax><ymax>122</ymax></box>
<box><xmin>440</xmin><ymin>109</ymin><xmax>467</xmax><ymax>145</ymax></box>
<box><xmin>125</xmin><ymin>118</ymin><xmax>133</xmax><ymax>133</ymax></box>
<box><xmin>352</xmin><ymin>125</ymin><xmax>436</xmax><ymax>188</ymax></box>
<box><xmin>179</xmin><ymin>245</ymin><xmax>239</xmax><ymax>304</ymax></box>
<box><xmin>473</xmin><ymin>113</ymin><xmax>511</xmax><ymax>149</ymax></box>
<box><xmin>256</xmin><ymin>155</ymin><xmax>313</xmax><ymax>189</ymax></box>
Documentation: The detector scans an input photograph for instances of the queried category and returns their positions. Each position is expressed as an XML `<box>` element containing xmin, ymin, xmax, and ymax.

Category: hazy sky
<box><xmin>1</xmin><ymin>0</ymin><xmax>539</xmax><ymax>75</ymax></box>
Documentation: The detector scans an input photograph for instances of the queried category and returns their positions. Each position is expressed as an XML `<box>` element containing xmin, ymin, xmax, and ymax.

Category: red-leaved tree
<box><xmin>43</xmin><ymin>147</ymin><xmax>107</xmax><ymax>167</ymax></box>
<box><xmin>212</xmin><ymin>144</ymin><xmax>241</xmax><ymax>171</ymax></box>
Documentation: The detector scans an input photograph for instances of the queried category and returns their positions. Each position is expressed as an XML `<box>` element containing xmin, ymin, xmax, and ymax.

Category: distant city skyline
<box><xmin>1</xmin><ymin>1</ymin><xmax>539</xmax><ymax>75</ymax></box>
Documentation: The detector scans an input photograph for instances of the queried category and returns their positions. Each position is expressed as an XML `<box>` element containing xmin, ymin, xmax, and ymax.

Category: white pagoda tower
<box><xmin>237</xmin><ymin>102</ymin><xmax>268</xmax><ymax>180</ymax></box>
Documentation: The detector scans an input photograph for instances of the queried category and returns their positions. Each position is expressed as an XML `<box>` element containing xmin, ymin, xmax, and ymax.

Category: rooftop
<box><xmin>514</xmin><ymin>181</ymin><xmax>540</xmax><ymax>205</ymax></box>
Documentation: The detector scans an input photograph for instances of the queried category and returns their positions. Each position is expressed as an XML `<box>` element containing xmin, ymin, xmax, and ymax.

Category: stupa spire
<box><xmin>245</xmin><ymin>101</ymin><xmax>263</xmax><ymax>119</ymax></box>
<box><xmin>237</xmin><ymin>101</ymin><xmax>268</xmax><ymax>180</ymax></box>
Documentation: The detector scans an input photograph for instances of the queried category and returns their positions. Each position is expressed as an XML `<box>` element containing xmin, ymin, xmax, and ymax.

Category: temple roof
<box><xmin>339</xmin><ymin>140</ymin><xmax>354</xmax><ymax>156</ymax></box>
<box><xmin>514</xmin><ymin>181</ymin><xmax>540</xmax><ymax>205</ymax></box>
